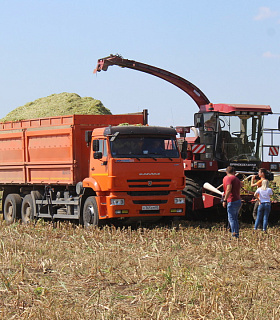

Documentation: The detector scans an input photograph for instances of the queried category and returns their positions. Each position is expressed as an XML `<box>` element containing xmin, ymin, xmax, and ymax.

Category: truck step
<box><xmin>36</xmin><ymin>213</ymin><xmax>79</xmax><ymax>220</ymax></box>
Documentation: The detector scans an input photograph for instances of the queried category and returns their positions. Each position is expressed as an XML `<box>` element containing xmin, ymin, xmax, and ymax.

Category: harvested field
<box><xmin>0</xmin><ymin>93</ymin><xmax>111</xmax><ymax>122</ymax></box>
<box><xmin>0</xmin><ymin>218</ymin><xmax>280</xmax><ymax>319</ymax></box>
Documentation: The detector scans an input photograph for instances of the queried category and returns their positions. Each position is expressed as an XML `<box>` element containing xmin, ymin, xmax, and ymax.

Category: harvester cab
<box><xmin>190</xmin><ymin>103</ymin><xmax>272</xmax><ymax>171</ymax></box>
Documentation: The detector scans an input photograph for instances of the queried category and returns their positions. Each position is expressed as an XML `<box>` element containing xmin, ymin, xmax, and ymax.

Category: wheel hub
<box><xmin>7</xmin><ymin>204</ymin><xmax>13</xmax><ymax>219</ymax></box>
<box><xmin>25</xmin><ymin>206</ymin><xmax>31</xmax><ymax>220</ymax></box>
<box><xmin>85</xmin><ymin>205</ymin><xmax>94</xmax><ymax>224</ymax></box>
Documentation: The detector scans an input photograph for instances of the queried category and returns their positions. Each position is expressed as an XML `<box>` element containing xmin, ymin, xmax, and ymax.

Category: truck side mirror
<box><xmin>93</xmin><ymin>151</ymin><xmax>102</xmax><ymax>159</ymax></box>
<box><xmin>278</xmin><ymin>116</ymin><xmax>280</xmax><ymax>131</ymax></box>
<box><xmin>85</xmin><ymin>131</ymin><xmax>92</xmax><ymax>146</ymax></box>
<box><xmin>181</xmin><ymin>141</ymin><xmax>188</xmax><ymax>159</ymax></box>
<box><xmin>92</xmin><ymin>140</ymin><xmax>99</xmax><ymax>151</ymax></box>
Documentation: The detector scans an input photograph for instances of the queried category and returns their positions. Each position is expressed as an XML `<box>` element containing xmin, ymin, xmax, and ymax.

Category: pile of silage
<box><xmin>1</xmin><ymin>92</ymin><xmax>111</xmax><ymax>122</ymax></box>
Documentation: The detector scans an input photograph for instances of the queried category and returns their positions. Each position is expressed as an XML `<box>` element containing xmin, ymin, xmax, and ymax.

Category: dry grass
<box><xmin>0</xmin><ymin>218</ymin><xmax>280</xmax><ymax>320</ymax></box>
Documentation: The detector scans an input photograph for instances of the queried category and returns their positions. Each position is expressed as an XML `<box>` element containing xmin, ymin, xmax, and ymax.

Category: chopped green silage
<box><xmin>1</xmin><ymin>92</ymin><xmax>111</xmax><ymax>122</ymax></box>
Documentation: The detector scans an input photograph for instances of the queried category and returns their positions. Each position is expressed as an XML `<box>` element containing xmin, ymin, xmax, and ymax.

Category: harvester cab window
<box><xmin>198</xmin><ymin>113</ymin><xmax>219</xmax><ymax>160</ymax></box>
<box><xmin>196</xmin><ymin>112</ymin><xmax>264</xmax><ymax>162</ymax></box>
<box><xmin>203</xmin><ymin>113</ymin><xmax>216</xmax><ymax>131</ymax></box>
<box><xmin>217</xmin><ymin>114</ymin><xmax>263</xmax><ymax>162</ymax></box>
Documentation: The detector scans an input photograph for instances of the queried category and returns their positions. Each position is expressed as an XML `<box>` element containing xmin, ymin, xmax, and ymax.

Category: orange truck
<box><xmin>0</xmin><ymin>111</ymin><xmax>186</xmax><ymax>226</ymax></box>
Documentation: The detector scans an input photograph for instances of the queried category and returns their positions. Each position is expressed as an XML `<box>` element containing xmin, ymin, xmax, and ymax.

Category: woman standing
<box><xmin>254</xmin><ymin>179</ymin><xmax>273</xmax><ymax>232</ymax></box>
<box><xmin>251</xmin><ymin>168</ymin><xmax>267</xmax><ymax>221</ymax></box>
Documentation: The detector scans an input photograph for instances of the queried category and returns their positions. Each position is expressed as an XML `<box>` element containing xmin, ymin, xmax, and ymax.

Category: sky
<box><xmin>0</xmin><ymin>0</ymin><xmax>280</xmax><ymax>158</ymax></box>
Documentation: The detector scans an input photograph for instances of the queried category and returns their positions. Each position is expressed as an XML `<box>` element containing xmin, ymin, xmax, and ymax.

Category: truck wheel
<box><xmin>83</xmin><ymin>196</ymin><xmax>99</xmax><ymax>228</ymax></box>
<box><xmin>183</xmin><ymin>177</ymin><xmax>202</xmax><ymax>219</ymax></box>
<box><xmin>3</xmin><ymin>194</ymin><xmax>22</xmax><ymax>225</ymax></box>
<box><xmin>21</xmin><ymin>194</ymin><xmax>35</xmax><ymax>224</ymax></box>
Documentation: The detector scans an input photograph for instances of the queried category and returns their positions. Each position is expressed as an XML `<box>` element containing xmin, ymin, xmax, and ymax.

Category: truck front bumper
<box><xmin>99</xmin><ymin>191</ymin><xmax>185</xmax><ymax>219</ymax></box>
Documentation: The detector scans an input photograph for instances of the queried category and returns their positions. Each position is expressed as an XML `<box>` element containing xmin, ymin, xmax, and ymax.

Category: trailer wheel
<box><xmin>21</xmin><ymin>194</ymin><xmax>35</xmax><ymax>224</ymax></box>
<box><xmin>3</xmin><ymin>194</ymin><xmax>22</xmax><ymax>225</ymax></box>
<box><xmin>183</xmin><ymin>177</ymin><xmax>203</xmax><ymax>219</ymax></box>
<box><xmin>83</xmin><ymin>196</ymin><xmax>99</xmax><ymax>228</ymax></box>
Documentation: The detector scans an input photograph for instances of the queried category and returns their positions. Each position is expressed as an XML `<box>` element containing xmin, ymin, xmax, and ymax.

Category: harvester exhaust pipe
<box><xmin>203</xmin><ymin>182</ymin><xmax>223</xmax><ymax>197</ymax></box>
<box><xmin>143</xmin><ymin>109</ymin><xmax>148</xmax><ymax>125</ymax></box>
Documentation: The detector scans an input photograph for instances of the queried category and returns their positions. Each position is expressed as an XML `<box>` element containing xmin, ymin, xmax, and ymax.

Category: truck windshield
<box><xmin>110</xmin><ymin>136</ymin><xmax>179</xmax><ymax>158</ymax></box>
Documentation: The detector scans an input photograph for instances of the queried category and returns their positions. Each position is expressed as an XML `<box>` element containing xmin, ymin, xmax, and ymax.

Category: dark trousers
<box><xmin>253</xmin><ymin>201</ymin><xmax>259</xmax><ymax>221</ymax></box>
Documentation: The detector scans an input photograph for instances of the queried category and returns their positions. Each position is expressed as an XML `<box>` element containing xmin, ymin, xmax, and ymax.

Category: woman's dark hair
<box><xmin>259</xmin><ymin>168</ymin><xmax>267</xmax><ymax>175</ymax></box>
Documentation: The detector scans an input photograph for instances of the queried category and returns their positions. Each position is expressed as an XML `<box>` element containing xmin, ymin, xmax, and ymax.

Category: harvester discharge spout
<box><xmin>94</xmin><ymin>54</ymin><xmax>211</xmax><ymax>108</ymax></box>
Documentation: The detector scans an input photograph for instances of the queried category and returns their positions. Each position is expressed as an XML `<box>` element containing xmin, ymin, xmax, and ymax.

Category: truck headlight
<box><xmin>174</xmin><ymin>197</ymin><xmax>185</xmax><ymax>204</ymax></box>
<box><xmin>110</xmin><ymin>199</ymin><xmax>125</xmax><ymax>206</ymax></box>
<box><xmin>171</xmin><ymin>208</ymin><xmax>184</xmax><ymax>213</ymax></box>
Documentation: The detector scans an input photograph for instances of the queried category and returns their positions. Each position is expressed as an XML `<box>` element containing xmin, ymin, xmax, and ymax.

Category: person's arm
<box><xmin>254</xmin><ymin>189</ymin><xmax>260</xmax><ymax>201</ymax></box>
<box><xmin>251</xmin><ymin>175</ymin><xmax>259</xmax><ymax>187</ymax></box>
<box><xmin>222</xmin><ymin>184</ymin><xmax>232</xmax><ymax>208</ymax></box>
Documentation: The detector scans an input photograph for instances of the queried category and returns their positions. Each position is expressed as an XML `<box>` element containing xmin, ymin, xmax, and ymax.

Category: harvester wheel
<box><xmin>3</xmin><ymin>194</ymin><xmax>22</xmax><ymax>225</ymax></box>
<box><xmin>183</xmin><ymin>177</ymin><xmax>202</xmax><ymax>219</ymax></box>
<box><xmin>21</xmin><ymin>194</ymin><xmax>35</xmax><ymax>224</ymax></box>
<box><xmin>83</xmin><ymin>196</ymin><xmax>99</xmax><ymax>228</ymax></box>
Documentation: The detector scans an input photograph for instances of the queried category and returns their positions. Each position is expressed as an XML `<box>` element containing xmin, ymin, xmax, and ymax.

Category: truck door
<box><xmin>91</xmin><ymin>139</ymin><xmax>108</xmax><ymax>178</ymax></box>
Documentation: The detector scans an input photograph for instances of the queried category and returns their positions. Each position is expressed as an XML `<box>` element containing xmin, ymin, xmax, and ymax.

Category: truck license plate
<box><xmin>142</xmin><ymin>205</ymin><xmax>159</xmax><ymax>211</ymax></box>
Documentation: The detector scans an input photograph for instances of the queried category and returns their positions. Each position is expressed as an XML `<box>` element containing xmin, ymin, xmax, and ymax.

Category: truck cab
<box><xmin>82</xmin><ymin>125</ymin><xmax>186</xmax><ymax>226</ymax></box>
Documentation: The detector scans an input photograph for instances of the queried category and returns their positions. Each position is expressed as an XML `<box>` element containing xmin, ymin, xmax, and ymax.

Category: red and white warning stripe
<box><xmin>269</xmin><ymin>146</ymin><xmax>279</xmax><ymax>156</ymax></box>
<box><xmin>192</xmin><ymin>144</ymin><xmax>206</xmax><ymax>154</ymax></box>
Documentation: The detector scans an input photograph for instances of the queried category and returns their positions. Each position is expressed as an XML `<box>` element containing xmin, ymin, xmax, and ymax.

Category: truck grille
<box><xmin>127</xmin><ymin>191</ymin><xmax>170</xmax><ymax>196</ymax></box>
<box><xmin>139</xmin><ymin>210</ymin><xmax>160</xmax><ymax>214</ymax></box>
<box><xmin>127</xmin><ymin>179</ymin><xmax>171</xmax><ymax>188</ymax></box>
<box><xmin>133</xmin><ymin>200</ymin><xmax>167</xmax><ymax>204</ymax></box>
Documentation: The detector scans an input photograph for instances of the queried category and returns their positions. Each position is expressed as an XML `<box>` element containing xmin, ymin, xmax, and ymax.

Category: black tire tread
<box><xmin>82</xmin><ymin>196</ymin><xmax>100</xmax><ymax>228</ymax></box>
<box><xmin>4</xmin><ymin>193</ymin><xmax>22</xmax><ymax>224</ymax></box>
<box><xmin>21</xmin><ymin>194</ymin><xmax>34</xmax><ymax>224</ymax></box>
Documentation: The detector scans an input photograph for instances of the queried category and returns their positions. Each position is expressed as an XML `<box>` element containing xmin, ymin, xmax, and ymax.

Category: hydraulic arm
<box><xmin>94</xmin><ymin>55</ymin><xmax>210</xmax><ymax>108</ymax></box>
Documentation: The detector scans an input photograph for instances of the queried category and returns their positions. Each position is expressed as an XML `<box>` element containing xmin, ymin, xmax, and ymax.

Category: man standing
<box><xmin>223</xmin><ymin>166</ymin><xmax>242</xmax><ymax>238</ymax></box>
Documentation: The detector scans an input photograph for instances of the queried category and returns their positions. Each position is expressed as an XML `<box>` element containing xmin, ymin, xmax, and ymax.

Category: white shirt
<box><xmin>254</xmin><ymin>188</ymin><xmax>273</xmax><ymax>203</ymax></box>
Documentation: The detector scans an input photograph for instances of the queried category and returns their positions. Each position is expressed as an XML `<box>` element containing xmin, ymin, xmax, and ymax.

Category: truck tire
<box><xmin>3</xmin><ymin>194</ymin><xmax>22</xmax><ymax>225</ymax></box>
<box><xmin>21</xmin><ymin>194</ymin><xmax>35</xmax><ymax>224</ymax></box>
<box><xmin>83</xmin><ymin>196</ymin><xmax>99</xmax><ymax>228</ymax></box>
<box><xmin>183</xmin><ymin>177</ymin><xmax>202</xmax><ymax>219</ymax></box>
